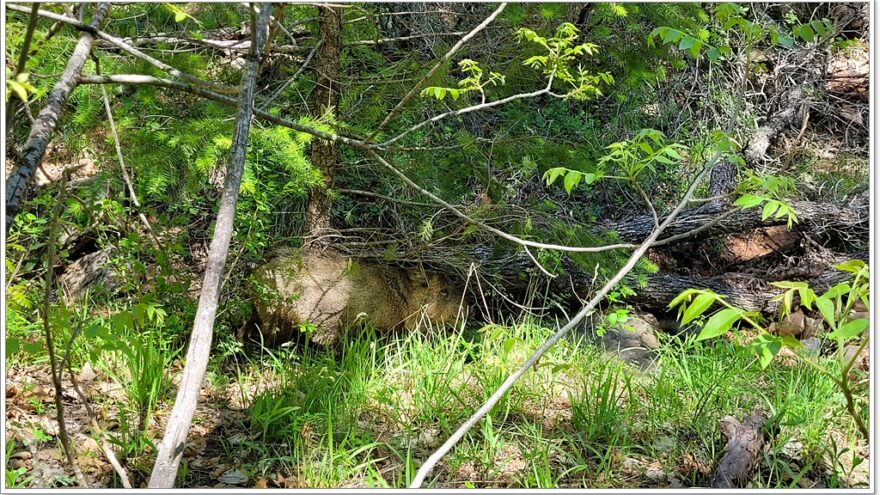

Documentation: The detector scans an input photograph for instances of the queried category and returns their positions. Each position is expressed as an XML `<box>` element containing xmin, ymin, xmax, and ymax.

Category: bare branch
<box><xmin>80</xmin><ymin>74</ymin><xmax>739</xmax><ymax>254</ymax></box>
<box><xmin>6</xmin><ymin>4</ymin><xmax>239</xmax><ymax>94</ymax></box>
<box><xmin>95</xmin><ymin>60</ymin><xmax>161</xmax><ymax>248</ymax></box>
<box><xmin>261</xmin><ymin>38</ymin><xmax>323</xmax><ymax>109</ymax></box>
<box><xmin>348</xmin><ymin>31</ymin><xmax>465</xmax><ymax>46</ymax></box>
<box><xmin>373</xmin><ymin>83</ymin><xmax>553</xmax><ymax>148</ymax></box>
<box><xmin>147</xmin><ymin>6</ymin><xmax>273</xmax><ymax>488</ymax></box>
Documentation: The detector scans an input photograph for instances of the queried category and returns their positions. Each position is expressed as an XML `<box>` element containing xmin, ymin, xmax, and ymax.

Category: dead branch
<box><xmin>95</xmin><ymin>60</ymin><xmax>160</xmax><ymax>248</ymax></box>
<box><xmin>147</xmin><ymin>6</ymin><xmax>272</xmax><ymax>488</ymax></box>
<box><xmin>5</xmin><ymin>4</ymin><xmax>239</xmax><ymax>94</ymax></box>
<box><xmin>711</xmin><ymin>412</ymin><xmax>768</xmax><ymax>488</ymax></box>
<box><xmin>367</xmin><ymin>3</ymin><xmax>507</xmax><ymax>141</ymax></box>
<box><xmin>5</xmin><ymin>3</ymin><xmax>110</xmax><ymax>234</ymax></box>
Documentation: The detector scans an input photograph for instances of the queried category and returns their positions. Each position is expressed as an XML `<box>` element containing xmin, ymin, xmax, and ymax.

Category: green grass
<box><xmin>202</xmin><ymin>319</ymin><xmax>864</xmax><ymax>489</ymax></box>
<box><xmin>5</xmin><ymin>296</ymin><xmax>865</xmax><ymax>488</ymax></box>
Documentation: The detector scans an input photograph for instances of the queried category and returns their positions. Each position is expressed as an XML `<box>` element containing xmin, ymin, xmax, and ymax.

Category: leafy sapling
<box><xmin>668</xmin><ymin>259</ymin><xmax>870</xmax><ymax>439</ymax></box>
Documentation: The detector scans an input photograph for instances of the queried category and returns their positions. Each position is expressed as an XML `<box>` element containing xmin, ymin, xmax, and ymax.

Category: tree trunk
<box><xmin>147</xmin><ymin>6</ymin><xmax>272</xmax><ymax>488</ymax></box>
<box><xmin>304</xmin><ymin>6</ymin><xmax>342</xmax><ymax>239</ymax></box>
<box><xmin>5</xmin><ymin>3</ymin><xmax>110</xmax><ymax>233</ymax></box>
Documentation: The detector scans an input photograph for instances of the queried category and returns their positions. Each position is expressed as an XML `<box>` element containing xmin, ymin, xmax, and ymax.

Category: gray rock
<box><xmin>587</xmin><ymin>311</ymin><xmax>661</xmax><ymax>372</ymax></box>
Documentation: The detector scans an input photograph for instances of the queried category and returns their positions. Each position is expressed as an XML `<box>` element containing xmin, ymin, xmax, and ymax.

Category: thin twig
<box><xmin>42</xmin><ymin>169</ymin><xmax>87</xmax><ymax>486</ymax></box>
<box><xmin>65</xmin><ymin>366</ymin><xmax>133</xmax><ymax>488</ymax></box>
<box><xmin>6</xmin><ymin>4</ymin><xmax>239</xmax><ymax>94</ymax></box>
<box><xmin>366</xmin><ymin>3</ymin><xmax>507</xmax><ymax>141</ymax></box>
<box><xmin>261</xmin><ymin>37</ymin><xmax>323</xmax><ymax>110</ymax></box>
<box><xmin>95</xmin><ymin>59</ymin><xmax>161</xmax><ymax>248</ymax></box>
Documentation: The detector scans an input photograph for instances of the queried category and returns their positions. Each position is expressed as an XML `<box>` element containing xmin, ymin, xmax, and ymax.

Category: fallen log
<box><xmin>610</xmin><ymin>191</ymin><xmax>868</xmax><ymax>245</ymax></box>
<box><xmin>628</xmin><ymin>249</ymin><xmax>868</xmax><ymax>314</ymax></box>
<box><xmin>711</xmin><ymin>412</ymin><xmax>768</xmax><ymax>488</ymax></box>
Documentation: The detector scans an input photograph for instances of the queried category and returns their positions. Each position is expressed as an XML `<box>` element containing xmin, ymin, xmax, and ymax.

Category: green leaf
<box><xmin>543</xmin><ymin>167</ymin><xmax>566</xmax><ymax>186</ymax></box>
<box><xmin>682</xmin><ymin>292</ymin><xmax>717</xmax><ymax>325</ymax></box>
<box><xmin>827</xmin><ymin>318</ymin><xmax>868</xmax><ymax>340</ymax></box>
<box><xmin>752</xmin><ymin>334</ymin><xmax>782</xmax><ymax>368</ymax></box>
<box><xmin>6</xmin><ymin>337</ymin><xmax>20</xmax><ymax>357</ymax></box>
<box><xmin>781</xmin><ymin>335</ymin><xmax>803</xmax><ymax>349</ymax></box>
<box><xmin>7</xmin><ymin>80</ymin><xmax>28</xmax><ymax>102</ymax></box>
<box><xmin>23</xmin><ymin>341</ymin><xmax>43</xmax><ymax>354</ymax></box>
<box><xmin>697</xmin><ymin>308</ymin><xmax>741</xmax><ymax>341</ymax></box>
<box><xmin>798</xmin><ymin>288</ymin><xmax>816</xmax><ymax>310</ymax></box>
<box><xmin>563</xmin><ymin>170</ymin><xmax>582</xmax><ymax>193</ymax></box>
<box><xmin>761</xmin><ymin>201</ymin><xmax>780</xmax><ymax>220</ymax></box>
<box><xmin>798</xmin><ymin>24</ymin><xmax>815</xmax><ymax>43</ymax></box>
<box><xmin>834</xmin><ymin>259</ymin><xmax>865</xmax><ymax>274</ymax></box>
<box><xmin>815</xmin><ymin>296</ymin><xmax>837</xmax><ymax>330</ymax></box>
<box><xmin>175</xmin><ymin>11</ymin><xmax>187</xmax><ymax>22</ymax></box>
<box><xmin>770</xmin><ymin>281</ymin><xmax>808</xmax><ymax>290</ymax></box>
<box><xmin>663</xmin><ymin>28</ymin><xmax>683</xmax><ymax>44</ymax></box>
<box><xmin>668</xmin><ymin>288</ymin><xmax>698</xmax><ymax>310</ymax></box>
<box><xmin>734</xmin><ymin>194</ymin><xmax>764</xmax><ymax>209</ymax></box>
<box><xmin>822</xmin><ymin>282</ymin><xmax>851</xmax><ymax>300</ymax></box>
<box><xmin>678</xmin><ymin>36</ymin><xmax>696</xmax><ymax>51</ymax></box>
<box><xmin>707</xmin><ymin>47</ymin><xmax>721</xmax><ymax>61</ymax></box>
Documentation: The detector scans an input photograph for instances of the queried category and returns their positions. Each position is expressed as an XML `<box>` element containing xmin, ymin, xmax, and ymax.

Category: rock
<box><xmin>800</xmin><ymin>337</ymin><xmax>821</xmax><ymax>356</ymax></box>
<box><xmin>781</xmin><ymin>439</ymin><xmax>804</xmax><ymax>461</ymax></box>
<box><xmin>77</xmin><ymin>362</ymin><xmax>97</xmax><ymax>383</ymax></box>
<box><xmin>218</xmin><ymin>469</ymin><xmax>248</xmax><ymax>485</ymax></box>
<box><xmin>843</xmin><ymin>344</ymin><xmax>869</xmax><ymax>371</ymax></box>
<box><xmin>666</xmin><ymin>472</ymin><xmax>684</xmax><ymax>488</ymax></box>
<box><xmin>802</xmin><ymin>317</ymin><xmax>824</xmax><ymax>339</ymax></box>
<box><xmin>777</xmin><ymin>310</ymin><xmax>805</xmax><ymax>337</ymax></box>
<box><xmin>418</xmin><ymin>428</ymin><xmax>439</xmax><ymax>448</ymax></box>
<box><xmin>588</xmin><ymin>311</ymin><xmax>661</xmax><ymax>372</ymax></box>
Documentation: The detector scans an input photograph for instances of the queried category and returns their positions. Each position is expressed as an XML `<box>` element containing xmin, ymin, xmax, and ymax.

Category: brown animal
<box><xmin>250</xmin><ymin>249</ymin><xmax>463</xmax><ymax>346</ymax></box>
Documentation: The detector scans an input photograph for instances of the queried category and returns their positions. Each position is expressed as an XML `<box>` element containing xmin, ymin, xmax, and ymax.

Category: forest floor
<box><xmin>4</xmin><ymin>317</ymin><xmax>870</xmax><ymax>489</ymax></box>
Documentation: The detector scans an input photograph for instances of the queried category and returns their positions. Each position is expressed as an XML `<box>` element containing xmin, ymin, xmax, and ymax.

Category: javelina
<box><xmin>250</xmin><ymin>249</ymin><xmax>462</xmax><ymax>346</ymax></box>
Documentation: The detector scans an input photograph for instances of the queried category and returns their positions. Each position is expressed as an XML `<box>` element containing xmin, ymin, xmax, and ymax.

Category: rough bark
<box><xmin>711</xmin><ymin>412</ymin><xmax>768</xmax><ymax>488</ymax></box>
<box><xmin>610</xmin><ymin>191</ymin><xmax>868</xmax><ymax>245</ymax></box>
<box><xmin>304</xmin><ymin>6</ymin><xmax>342</xmax><ymax>238</ymax></box>
<box><xmin>147</xmin><ymin>6</ymin><xmax>272</xmax><ymax>488</ymax></box>
<box><xmin>628</xmin><ymin>249</ymin><xmax>868</xmax><ymax>314</ymax></box>
<box><xmin>5</xmin><ymin>3</ymin><xmax>110</xmax><ymax>233</ymax></box>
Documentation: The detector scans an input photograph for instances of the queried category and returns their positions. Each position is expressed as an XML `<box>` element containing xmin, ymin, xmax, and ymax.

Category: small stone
<box><xmin>10</xmin><ymin>450</ymin><xmax>32</xmax><ymax>460</ymax></box>
<box><xmin>646</xmin><ymin>467</ymin><xmax>666</xmax><ymax>484</ymax></box>
<box><xmin>418</xmin><ymin>428</ymin><xmax>439</xmax><ymax>448</ymax></box>
<box><xmin>782</xmin><ymin>439</ymin><xmax>804</xmax><ymax>461</ymax></box>
<box><xmin>653</xmin><ymin>435</ymin><xmax>676</xmax><ymax>454</ymax></box>
<box><xmin>666</xmin><ymin>473</ymin><xmax>684</xmax><ymax>488</ymax></box>
<box><xmin>218</xmin><ymin>469</ymin><xmax>248</xmax><ymax>486</ymax></box>
<box><xmin>800</xmin><ymin>337</ymin><xmax>821</xmax><ymax>356</ymax></box>
<box><xmin>77</xmin><ymin>362</ymin><xmax>97</xmax><ymax>383</ymax></box>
